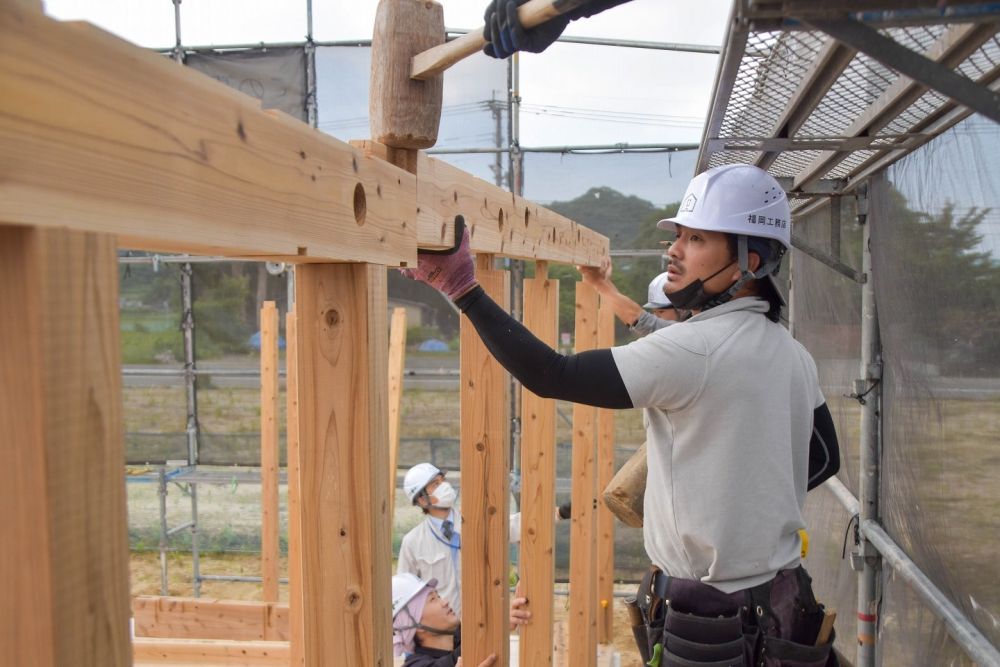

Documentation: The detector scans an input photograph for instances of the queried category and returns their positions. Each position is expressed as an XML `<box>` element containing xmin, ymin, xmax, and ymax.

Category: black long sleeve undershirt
<box><xmin>455</xmin><ymin>286</ymin><xmax>633</xmax><ymax>409</ymax></box>
<box><xmin>807</xmin><ymin>402</ymin><xmax>841</xmax><ymax>490</ymax></box>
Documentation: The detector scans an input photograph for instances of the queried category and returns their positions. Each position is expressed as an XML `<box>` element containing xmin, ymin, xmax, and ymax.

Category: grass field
<box><xmin>123</xmin><ymin>379</ymin><xmax>1000</xmax><ymax>658</ymax></box>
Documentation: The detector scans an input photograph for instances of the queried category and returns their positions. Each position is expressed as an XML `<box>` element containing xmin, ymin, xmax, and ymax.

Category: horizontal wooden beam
<box><xmin>1</xmin><ymin>7</ymin><xmax>608</xmax><ymax>266</ymax></box>
<box><xmin>0</xmin><ymin>5</ymin><xmax>417</xmax><ymax>266</ymax></box>
<box><xmin>353</xmin><ymin>141</ymin><xmax>610</xmax><ymax>266</ymax></box>
<box><xmin>132</xmin><ymin>597</ymin><xmax>289</xmax><ymax>642</ymax></box>
<box><xmin>133</xmin><ymin>638</ymin><xmax>289</xmax><ymax>665</ymax></box>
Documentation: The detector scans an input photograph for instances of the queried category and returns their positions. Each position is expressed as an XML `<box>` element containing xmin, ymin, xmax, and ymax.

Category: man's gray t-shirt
<box><xmin>610</xmin><ymin>297</ymin><xmax>824</xmax><ymax>593</ymax></box>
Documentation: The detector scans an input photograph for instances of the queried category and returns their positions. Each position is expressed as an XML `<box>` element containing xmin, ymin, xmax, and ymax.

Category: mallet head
<box><xmin>370</xmin><ymin>0</ymin><xmax>445</xmax><ymax>149</ymax></box>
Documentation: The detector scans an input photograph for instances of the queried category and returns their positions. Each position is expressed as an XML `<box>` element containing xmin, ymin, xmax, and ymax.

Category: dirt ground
<box><xmin>130</xmin><ymin>551</ymin><xmax>644</xmax><ymax>666</ymax></box>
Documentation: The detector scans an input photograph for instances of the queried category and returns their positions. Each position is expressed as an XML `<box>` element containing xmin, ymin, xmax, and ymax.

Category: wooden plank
<box><xmin>387</xmin><ymin>307</ymin><xmax>408</xmax><ymax>520</ymax></box>
<box><xmin>132</xmin><ymin>596</ymin><xmax>290</xmax><ymax>642</ymax></box>
<box><xmin>596</xmin><ymin>300</ymin><xmax>616</xmax><ymax>644</ymax></box>
<box><xmin>133</xmin><ymin>638</ymin><xmax>288</xmax><ymax>665</ymax></box>
<box><xmin>460</xmin><ymin>254</ymin><xmax>511</xmax><ymax>667</ymax></box>
<box><xmin>294</xmin><ymin>264</ymin><xmax>391</xmax><ymax>667</ymax></box>
<box><xmin>284</xmin><ymin>310</ymin><xmax>305</xmax><ymax>666</ymax></box>
<box><xmin>351</xmin><ymin>141</ymin><xmax>610</xmax><ymax>266</ymax></box>
<box><xmin>518</xmin><ymin>261</ymin><xmax>559</xmax><ymax>667</ymax></box>
<box><xmin>260</xmin><ymin>301</ymin><xmax>281</xmax><ymax>602</ymax></box>
<box><xmin>0</xmin><ymin>225</ymin><xmax>131</xmax><ymax>666</ymax></box>
<box><xmin>569</xmin><ymin>282</ymin><xmax>600</xmax><ymax>667</ymax></box>
<box><xmin>0</xmin><ymin>7</ymin><xmax>417</xmax><ymax>265</ymax></box>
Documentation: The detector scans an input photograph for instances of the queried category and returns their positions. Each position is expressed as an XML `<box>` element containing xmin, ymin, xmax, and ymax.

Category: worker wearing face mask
<box><xmin>397</xmin><ymin>462</ymin><xmax>571</xmax><ymax>619</ymax></box>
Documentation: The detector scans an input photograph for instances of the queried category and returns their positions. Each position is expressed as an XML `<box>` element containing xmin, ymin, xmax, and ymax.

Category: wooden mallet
<box><xmin>370</xmin><ymin>0</ymin><xmax>587</xmax><ymax>151</ymax></box>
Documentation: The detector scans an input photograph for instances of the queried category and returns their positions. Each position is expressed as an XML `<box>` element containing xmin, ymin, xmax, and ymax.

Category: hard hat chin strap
<box><xmin>700</xmin><ymin>235</ymin><xmax>783</xmax><ymax>310</ymax></box>
<box><xmin>395</xmin><ymin>607</ymin><xmax>455</xmax><ymax>637</ymax></box>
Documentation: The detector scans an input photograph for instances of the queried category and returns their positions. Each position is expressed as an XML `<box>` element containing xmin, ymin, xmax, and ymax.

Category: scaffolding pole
<box><xmin>855</xmin><ymin>180</ymin><xmax>880</xmax><ymax>667</ymax></box>
<box><xmin>179</xmin><ymin>263</ymin><xmax>202</xmax><ymax>596</ymax></box>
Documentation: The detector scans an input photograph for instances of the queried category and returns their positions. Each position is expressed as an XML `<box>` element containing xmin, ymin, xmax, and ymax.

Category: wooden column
<box><xmin>260</xmin><ymin>301</ymin><xmax>280</xmax><ymax>603</ymax></box>
<box><xmin>596</xmin><ymin>300</ymin><xmax>616</xmax><ymax>643</ymax></box>
<box><xmin>293</xmin><ymin>264</ymin><xmax>391</xmax><ymax>667</ymax></box>
<box><xmin>518</xmin><ymin>261</ymin><xmax>559</xmax><ymax>666</ymax></box>
<box><xmin>387</xmin><ymin>306</ymin><xmax>408</xmax><ymax>519</ymax></box>
<box><xmin>285</xmin><ymin>309</ymin><xmax>304</xmax><ymax>666</ymax></box>
<box><xmin>569</xmin><ymin>282</ymin><xmax>600</xmax><ymax>667</ymax></box>
<box><xmin>460</xmin><ymin>254</ymin><xmax>510</xmax><ymax>667</ymax></box>
<box><xmin>0</xmin><ymin>226</ymin><xmax>131</xmax><ymax>666</ymax></box>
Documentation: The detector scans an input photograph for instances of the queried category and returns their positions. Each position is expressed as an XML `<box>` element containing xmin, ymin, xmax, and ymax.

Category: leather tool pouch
<box><xmin>660</xmin><ymin>606</ymin><xmax>747</xmax><ymax>666</ymax></box>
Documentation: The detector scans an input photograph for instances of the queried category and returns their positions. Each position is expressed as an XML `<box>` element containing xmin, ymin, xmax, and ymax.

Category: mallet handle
<box><xmin>410</xmin><ymin>0</ymin><xmax>587</xmax><ymax>80</ymax></box>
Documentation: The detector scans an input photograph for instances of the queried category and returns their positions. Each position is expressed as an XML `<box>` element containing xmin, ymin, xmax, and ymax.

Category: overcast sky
<box><xmin>43</xmin><ymin>0</ymin><xmax>729</xmax><ymax>148</ymax></box>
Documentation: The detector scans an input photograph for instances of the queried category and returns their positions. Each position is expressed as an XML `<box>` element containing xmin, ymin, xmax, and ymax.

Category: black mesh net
<box><xmin>868</xmin><ymin>114</ymin><xmax>1000</xmax><ymax>665</ymax></box>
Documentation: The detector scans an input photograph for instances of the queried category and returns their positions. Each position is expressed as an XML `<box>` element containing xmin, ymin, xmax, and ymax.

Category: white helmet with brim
<box><xmin>657</xmin><ymin>164</ymin><xmax>790</xmax><ymax>307</ymax></box>
<box><xmin>644</xmin><ymin>272</ymin><xmax>673</xmax><ymax>310</ymax></box>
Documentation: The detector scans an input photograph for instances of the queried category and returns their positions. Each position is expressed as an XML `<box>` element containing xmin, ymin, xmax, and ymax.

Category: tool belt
<box><xmin>632</xmin><ymin>566</ymin><xmax>838</xmax><ymax>667</ymax></box>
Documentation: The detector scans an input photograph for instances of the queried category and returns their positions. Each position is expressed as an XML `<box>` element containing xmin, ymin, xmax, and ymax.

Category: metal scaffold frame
<box><xmin>696</xmin><ymin>2</ymin><xmax>1000</xmax><ymax>665</ymax></box>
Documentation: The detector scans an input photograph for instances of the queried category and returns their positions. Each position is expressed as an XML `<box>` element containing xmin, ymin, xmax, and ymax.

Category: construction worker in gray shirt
<box><xmin>579</xmin><ymin>263</ymin><xmax>680</xmax><ymax>336</ymax></box>
<box><xmin>403</xmin><ymin>164</ymin><xmax>841</xmax><ymax>666</ymax></box>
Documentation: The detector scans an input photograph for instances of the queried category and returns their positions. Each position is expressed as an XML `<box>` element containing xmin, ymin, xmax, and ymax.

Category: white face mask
<box><xmin>430</xmin><ymin>481</ymin><xmax>457</xmax><ymax>509</ymax></box>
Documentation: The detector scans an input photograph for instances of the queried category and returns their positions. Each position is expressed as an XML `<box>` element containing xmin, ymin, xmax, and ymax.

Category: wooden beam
<box><xmin>460</xmin><ymin>254</ymin><xmax>511</xmax><ymax>667</ymax></box>
<box><xmin>132</xmin><ymin>596</ymin><xmax>289</xmax><ymax>642</ymax></box>
<box><xmin>387</xmin><ymin>307</ymin><xmax>408</xmax><ymax>520</ymax></box>
<box><xmin>351</xmin><ymin>141</ymin><xmax>610</xmax><ymax>266</ymax></box>
<box><xmin>569</xmin><ymin>282</ymin><xmax>600</xmax><ymax>667</ymax></box>
<box><xmin>0</xmin><ymin>6</ymin><xmax>417</xmax><ymax>265</ymax></box>
<box><xmin>260</xmin><ymin>301</ymin><xmax>281</xmax><ymax>603</ymax></box>
<box><xmin>284</xmin><ymin>310</ymin><xmax>304</xmax><ymax>667</ymax></box>
<box><xmin>294</xmin><ymin>264</ymin><xmax>391</xmax><ymax>667</ymax></box>
<box><xmin>133</xmin><ymin>638</ymin><xmax>288</xmax><ymax>665</ymax></box>
<box><xmin>518</xmin><ymin>261</ymin><xmax>559</xmax><ymax>666</ymax></box>
<box><xmin>596</xmin><ymin>300</ymin><xmax>616</xmax><ymax>644</ymax></box>
<box><xmin>0</xmin><ymin>225</ymin><xmax>131</xmax><ymax>666</ymax></box>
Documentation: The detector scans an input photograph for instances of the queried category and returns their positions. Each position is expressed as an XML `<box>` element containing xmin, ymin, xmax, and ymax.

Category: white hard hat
<box><xmin>657</xmin><ymin>164</ymin><xmax>790</xmax><ymax>250</ymax></box>
<box><xmin>644</xmin><ymin>272</ymin><xmax>672</xmax><ymax>310</ymax></box>
<box><xmin>391</xmin><ymin>572</ymin><xmax>437</xmax><ymax>621</ymax></box>
<box><xmin>403</xmin><ymin>462</ymin><xmax>442</xmax><ymax>504</ymax></box>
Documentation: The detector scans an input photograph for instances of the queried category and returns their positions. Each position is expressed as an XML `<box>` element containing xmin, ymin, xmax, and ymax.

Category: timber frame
<box><xmin>1</xmin><ymin>4</ymin><xmax>615</xmax><ymax>667</ymax></box>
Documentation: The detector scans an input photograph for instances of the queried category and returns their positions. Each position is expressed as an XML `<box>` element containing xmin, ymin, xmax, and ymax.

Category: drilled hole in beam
<box><xmin>353</xmin><ymin>183</ymin><xmax>366</xmax><ymax>226</ymax></box>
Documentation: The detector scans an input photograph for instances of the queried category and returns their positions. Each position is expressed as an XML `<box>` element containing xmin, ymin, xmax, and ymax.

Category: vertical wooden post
<box><xmin>260</xmin><ymin>301</ymin><xmax>280</xmax><ymax>603</ymax></box>
<box><xmin>294</xmin><ymin>264</ymin><xmax>391</xmax><ymax>667</ymax></box>
<box><xmin>596</xmin><ymin>300</ymin><xmax>616</xmax><ymax>643</ymax></box>
<box><xmin>519</xmin><ymin>261</ymin><xmax>559</xmax><ymax>666</ymax></box>
<box><xmin>387</xmin><ymin>306</ymin><xmax>408</xmax><ymax>521</ymax></box>
<box><xmin>285</xmin><ymin>309</ymin><xmax>304</xmax><ymax>666</ymax></box>
<box><xmin>0</xmin><ymin>226</ymin><xmax>131</xmax><ymax>666</ymax></box>
<box><xmin>569</xmin><ymin>281</ymin><xmax>600</xmax><ymax>667</ymax></box>
<box><xmin>461</xmin><ymin>254</ymin><xmax>510</xmax><ymax>667</ymax></box>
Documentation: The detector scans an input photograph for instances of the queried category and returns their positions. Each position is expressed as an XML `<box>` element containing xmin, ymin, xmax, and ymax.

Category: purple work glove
<box><xmin>400</xmin><ymin>227</ymin><xmax>478</xmax><ymax>301</ymax></box>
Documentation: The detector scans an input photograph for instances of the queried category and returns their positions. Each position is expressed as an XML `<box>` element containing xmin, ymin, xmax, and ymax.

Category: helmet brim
<box><xmin>644</xmin><ymin>301</ymin><xmax>673</xmax><ymax>310</ymax></box>
<box><xmin>393</xmin><ymin>577</ymin><xmax>439</xmax><ymax>620</ymax></box>
<box><xmin>656</xmin><ymin>216</ymin><xmax>678</xmax><ymax>231</ymax></box>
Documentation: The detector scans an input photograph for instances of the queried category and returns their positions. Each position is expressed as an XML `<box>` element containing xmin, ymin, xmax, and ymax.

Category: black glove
<box><xmin>482</xmin><ymin>0</ymin><xmax>570</xmax><ymax>59</ymax></box>
<box><xmin>557</xmin><ymin>502</ymin><xmax>572</xmax><ymax>520</ymax></box>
